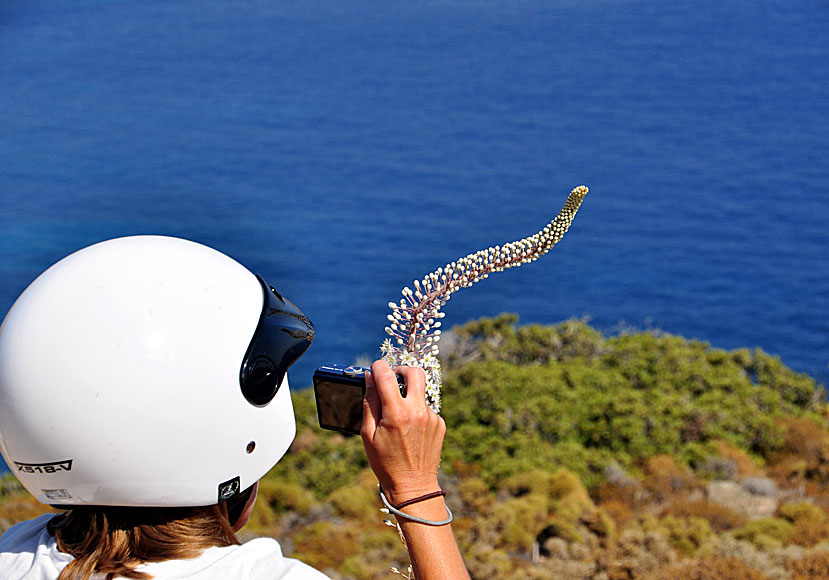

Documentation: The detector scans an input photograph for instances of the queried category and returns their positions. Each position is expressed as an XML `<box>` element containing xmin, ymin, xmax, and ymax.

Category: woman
<box><xmin>0</xmin><ymin>236</ymin><xmax>468</xmax><ymax>580</ymax></box>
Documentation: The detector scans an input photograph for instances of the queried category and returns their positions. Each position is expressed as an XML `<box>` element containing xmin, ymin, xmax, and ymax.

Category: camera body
<box><xmin>312</xmin><ymin>364</ymin><xmax>406</xmax><ymax>435</ymax></box>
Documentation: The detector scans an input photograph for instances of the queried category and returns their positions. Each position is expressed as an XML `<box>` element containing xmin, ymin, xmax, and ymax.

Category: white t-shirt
<box><xmin>0</xmin><ymin>514</ymin><xmax>331</xmax><ymax>580</ymax></box>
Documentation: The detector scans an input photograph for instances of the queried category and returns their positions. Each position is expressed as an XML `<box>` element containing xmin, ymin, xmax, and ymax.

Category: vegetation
<box><xmin>2</xmin><ymin>314</ymin><xmax>827</xmax><ymax>579</ymax></box>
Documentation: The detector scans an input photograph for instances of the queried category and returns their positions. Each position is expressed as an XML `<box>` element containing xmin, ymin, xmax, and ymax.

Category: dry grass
<box><xmin>666</xmin><ymin>499</ymin><xmax>746</xmax><ymax>533</ymax></box>
<box><xmin>786</xmin><ymin>550</ymin><xmax>829</xmax><ymax>580</ymax></box>
<box><xmin>654</xmin><ymin>556</ymin><xmax>771</xmax><ymax>580</ymax></box>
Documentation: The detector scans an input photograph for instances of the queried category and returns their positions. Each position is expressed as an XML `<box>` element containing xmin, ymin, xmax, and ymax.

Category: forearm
<box><xmin>384</xmin><ymin>489</ymin><xmax>469</xmax><ymax>580</ymax></box>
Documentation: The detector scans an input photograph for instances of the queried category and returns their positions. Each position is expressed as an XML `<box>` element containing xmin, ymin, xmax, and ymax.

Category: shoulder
<box><xmin>139</xmin><ymin>536</ymin><xmax>332</xmax><ymax>580</ymax></box>
<box><xmin>239</xmin><ymin>538</ymin><xmax>332</xmax><ymax>580</ymax></box>
<box><xmin>0</xmin><ymin>514</ymin><xmax>72</xmax><ymax>577</ymax></box>
<box><xmin>0</xmin><ymin>514</ymin><xmax>58</xmax><ymax>551</ymax></box>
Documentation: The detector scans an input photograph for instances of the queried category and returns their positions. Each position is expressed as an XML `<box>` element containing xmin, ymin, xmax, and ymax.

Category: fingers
<box><xmin>370</xmin><ymin>360</ymin><xmax>427</xmax><ymax>410</ymax></box>
<box><xmin>368</xmin><ymin>360</ymin><xmax>399</xmax><ymax>405</ymax></box>
<box><xmin>396</xmin><ymin>364</ymin><xmax>427</xmax><ymax>402</ymax></box>
<box><xmin>361</xmin><ymin>369</ymin><xmax>380</xmax><ymax>438</ymax></box>
<box><xmin>362</xmin><ymin>360</ymin><xmax>429</xmax><ymax>437</ymax></box>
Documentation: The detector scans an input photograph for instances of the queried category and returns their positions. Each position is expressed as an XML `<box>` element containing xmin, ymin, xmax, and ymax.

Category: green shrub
<box><xmin>778</xmin><ymin>501</ymin><xmax>826</xmax><ymax>525</ymax></box>
<box><xmin>777</xmin><ymin>501</ymin><xmax>829</xmax><ymax>547</ymax></box>
<box><xmin>459</xmin><ymin>477</ymin><xmax>496</xmax><ymax>513</ymax></box>
<box><xmin>326</xmin><ymin>469</ymin><xmax>379</xmax><ymax>521</ymax></box>
<box><xmin>490</xmin><ymin>494</ymin><xmax>550</xmax><ymax>551</ymax></box>
<box><xmin>269</xmin><ymin>424</ymin><xmax>368</xmax><ymax>498</ymax></box>
<box><xmin>548</xmin><ymin>469</ymin><xmax>594</xmax><ymax>521</ymax></box>
<box><xmin>501</xmin><ymin>469</ymin><xmax>555</xmax><ymax>498</ymax></box>
<box><xmin>441</xmin><ymin>315</ymin><xmax>825</xmax><ymax>489</ymax></box>
<box><xmin>291</xmin><ymin>521</ymin><xmax>363</xmax><ymax>571</ymax></box>
<box><xmin>256</xmin><ymin>479</ymin><xmax>315</xmax><ymax>516</ymax></box>
<box><xmin>659</xmin><ymin>516</ymin><xmax>714</xmax><ymax>555</ymax></box>
<box><xmin>732</xmin><ymin>517</ymin><xmax>794</xmax><ymax>550</ymax></box>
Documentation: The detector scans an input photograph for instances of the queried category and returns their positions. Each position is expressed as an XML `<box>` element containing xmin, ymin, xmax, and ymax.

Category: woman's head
<box><xmin>0</xmin><ymin>236</ymin><xmax>314</xmax><ymax>509</ymax></box>
<box><xmin>50</xmin><ymin>502</ymin><xmax>240</xmax><ymax>580</ymax></box>
<box><xmin>47</xmin><ymin>483</ymin><xmax>259</xmax><ymax>580</ymax></box>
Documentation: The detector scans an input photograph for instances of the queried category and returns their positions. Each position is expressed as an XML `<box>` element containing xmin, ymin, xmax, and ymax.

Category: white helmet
<box><xmin>0</xmin><ymin>235</ymin><xmax>314</xmax><ymax>507</ymax></box>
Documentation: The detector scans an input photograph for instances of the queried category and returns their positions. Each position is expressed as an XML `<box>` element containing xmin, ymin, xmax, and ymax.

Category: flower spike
<box><xmin>381</xmin><ymin>186</ymin><xmax>589</xmax><ymax>413</ymax></box>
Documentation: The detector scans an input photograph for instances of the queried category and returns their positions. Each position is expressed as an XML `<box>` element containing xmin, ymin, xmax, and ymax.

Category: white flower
<box><xmin>378</xmin><ymin>186</ymin><xmax>588</xmax><ymax>414</ymax></box>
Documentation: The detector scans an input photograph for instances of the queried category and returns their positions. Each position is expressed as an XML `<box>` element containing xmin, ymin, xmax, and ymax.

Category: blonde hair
<box><xmin>50</xmin><ymin>503</ymin><xmax>240</xmax><ymax>580</ymax></box>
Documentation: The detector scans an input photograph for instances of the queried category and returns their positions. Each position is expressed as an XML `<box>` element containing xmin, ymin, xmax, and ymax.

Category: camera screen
<box><xmin>314</xmin><ymin>379</ymin><xmax>365</xmax><ymax>435</ymax></box>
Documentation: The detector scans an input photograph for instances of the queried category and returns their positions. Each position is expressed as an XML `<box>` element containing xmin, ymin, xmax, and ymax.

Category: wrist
<box><xmin>378</xmin><ymin>486</ymin><xmax>453</xmax><ymax>527</ymax></box>
<box><xmin>380</xmin><ymin>479</ymin><xmax>441</xmax><ymax>506</ymax></box>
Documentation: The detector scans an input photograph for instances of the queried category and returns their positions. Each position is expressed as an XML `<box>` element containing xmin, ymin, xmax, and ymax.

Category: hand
<box><xmin>361</xmin><ymin>361</ymin><xmax>470</xmax><ymax>580</ymax></box>
<box><xmin>361</xmin><ymin>360</ymin><xmax>446</xmax><ymax>503</ymax></box>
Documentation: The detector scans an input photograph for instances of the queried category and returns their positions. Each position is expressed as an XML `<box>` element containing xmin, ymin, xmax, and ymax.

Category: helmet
<box><xmin>0</xmin><ymin>235</ymin><xmax>314</xmax><ymax>507</ymax></box>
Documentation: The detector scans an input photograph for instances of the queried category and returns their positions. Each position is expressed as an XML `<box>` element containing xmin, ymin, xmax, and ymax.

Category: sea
<box><xmin>1</xmin><ymin>0</ymin><xmax>827</xmax><ymax>474</ymax></box>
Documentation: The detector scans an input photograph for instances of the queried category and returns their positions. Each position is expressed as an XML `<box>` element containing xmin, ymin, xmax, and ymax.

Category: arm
<box><xmin>361</xmin><ymin>360</ymin><xmax>470</xmax><ymax>580</ymax></box>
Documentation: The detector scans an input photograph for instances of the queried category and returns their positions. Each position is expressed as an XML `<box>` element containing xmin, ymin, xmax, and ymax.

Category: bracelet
<box><xmin>379</xmin><ymin>487</ymin><xmax>454</xmax><ymax>526</ymax></box>
<box><xmin>394</xmin><ymin>490</ymin><xmax>446</xmax><ymax>509</ymax></box>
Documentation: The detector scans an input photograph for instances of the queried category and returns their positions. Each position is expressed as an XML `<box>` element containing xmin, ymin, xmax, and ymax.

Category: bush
<box><xmin>658</xmin><ymin>516</ymin><xmax>714</xmax><ymax>555</ymax></box>
<box><xmin>501</xmin><ymin>469</ymin><xmax>555</xmax><ymax>499</ymax></box>
<box><xmin>291</xmin><ymin>521</ymin><xmax>363</xmax><ymax>571</ymax></box>
<box><xmin>788</xmin><ymin>518</ymin><xmax>829</xmax><ymax>548</ymax></box>
<box><xmin>598</xmin><ymin>499</ymin><xmax>635</xmax><ymax>531</ymax></box>
<box><xmin>655</xmin><ymin>555</ymin><xmax>771</xmax><ymax>580</ymax></box>
<box><xmin>710</xmin><ymin>440</ymin><xmax>765</xmax><ymax>479</ymax></box>
<box><xmin>778</xmin><ymin>502</ymin><xmax>825</xmax><ymax>525</ymax></box>
<box><xmin>459</xmin><ymin>477</ymin><xmax>496</xmax><ymax>513</ymax></box>
<box><xmin>548</xmin><ymin>469</ymin><xmax>595</xmax><ymax>523</ymax></box>
<box><xmin>607</xmin><ymin>526</ymin><xmax>677</xmax><ymax>580</ymax></box>
<box><xmin>667</xmin><ymin>499</ymin><xmax>746</xmax><ymax>533</ymax></box>
<box><xmin>271</xmin><ymin>418</ymin><xmax>369</xmax><ymax>498</ymax></box>
<box><xmin>787</xmin><ymin>551</ymin><xmax>829</xmax><ymax>580</ymax></box>
<box><xmin>441</xmin><ymin>316</ymin><xmax>825</xmax><ymax>491</ymax></box>
<box><xmin>643</xmin><ymin>455</ymin><xmax>700</xmax><ymax>501</ymax></box>
<box><xmin>443</xmin><ymin>314</ymin><xmax>604</xmax><ymax>368</ymax></box>
<box><xmin>326</xmin><ymin>469</ymin><xmax>380</xmax><ymax>521</ymax></box>
<box><xmin>732</xmin><ymin>518</ymin><xmax>794</xmax><ymax>550</ymax></box>
<box><xmin>778</xmin><ymin>502</ymin><xmax>829</xmax><ymax>547</ymax></box>
<box><xmin>256</xmin><ymin>479</ymin><xmax>315</xmax><ymax>516</ymax></box>
<box><xmin>774</xmin><ymin>417</ymin><xmax>829</xmax><ymax>478</ymax></box>
<box><xmin>490</xmin><ymin>494</ymin><xmax>551</xmax><ymax>551</ymax></box>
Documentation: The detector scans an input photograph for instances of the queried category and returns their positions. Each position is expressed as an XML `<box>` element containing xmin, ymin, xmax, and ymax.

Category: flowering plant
<box><xmin>380</xmin><ymin>185</ymin><xmax>588</xmax><ymax>413</ymax></box>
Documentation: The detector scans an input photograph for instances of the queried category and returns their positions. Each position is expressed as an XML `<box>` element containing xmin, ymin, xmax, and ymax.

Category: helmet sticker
<box><xmin>218</xmin><ymin>476</ymin><xmax>241</xmax><ymax>503</ymax></box>
<box><xmin>14</xmin><ymin>459</ymin><xmax>73</xmax><ymax>474</ymax></box>
<box><xmin>42</xmin><ymin>489</ymin><xmax>72</xmax><ymax>500</ymax></box>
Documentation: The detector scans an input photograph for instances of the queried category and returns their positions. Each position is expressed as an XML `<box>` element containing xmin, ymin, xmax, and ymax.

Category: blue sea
<box><xmin>1</xmin><ymin>0</ymin><xmax>827</xmax><ymax>475</ymax></box>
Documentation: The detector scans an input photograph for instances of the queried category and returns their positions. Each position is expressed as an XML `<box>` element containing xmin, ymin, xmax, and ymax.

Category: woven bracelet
<box><xmin>379</xmin><ymin>487</ymin><xmax>454</xmax><ymax>526</ymax></box>
<box><xmin>394</xmin><ymin>489</ymin><xmax>446</xmax><ymax>509</ymax></box>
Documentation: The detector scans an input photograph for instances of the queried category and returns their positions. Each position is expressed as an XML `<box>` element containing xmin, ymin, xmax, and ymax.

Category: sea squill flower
<box><xmin>380</xmin><ymin>185</ymin><xmax>588</xmax><ymax>413</ymax></box>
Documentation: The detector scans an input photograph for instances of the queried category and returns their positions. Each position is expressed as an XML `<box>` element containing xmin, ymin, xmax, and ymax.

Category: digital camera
<box><xmin>312</xmin><ymin>364</ymin><xmax>406</xmax><ymax>435</ymax></box>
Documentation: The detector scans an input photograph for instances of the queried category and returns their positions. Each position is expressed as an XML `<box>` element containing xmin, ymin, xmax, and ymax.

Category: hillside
<box><xmin>2</xmin><ymin>315</ymin><xmax>828</xmax><ymax>579</ymax></box>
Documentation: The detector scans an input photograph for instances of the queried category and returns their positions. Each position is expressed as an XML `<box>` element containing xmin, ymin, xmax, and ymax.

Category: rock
<box><xmin>707</xmin><ymin>480</ymin><xmax>778</xmax><ymax>519</ymax></box>
<box><xmin>741</xmin><ymin>477</ymin><xmax>778</xmax><ymax>497</ymax></box>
